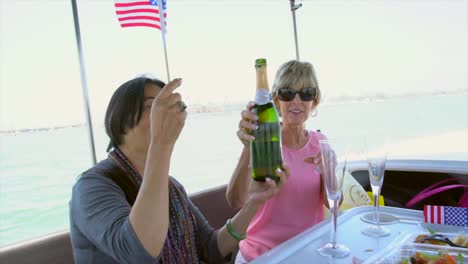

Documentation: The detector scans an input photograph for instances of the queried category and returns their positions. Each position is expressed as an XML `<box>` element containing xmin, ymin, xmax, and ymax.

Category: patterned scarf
<box><xmin>109</xmin><ymin>148</ymin><xmax>200</xmax><ymax>264</ymax></box>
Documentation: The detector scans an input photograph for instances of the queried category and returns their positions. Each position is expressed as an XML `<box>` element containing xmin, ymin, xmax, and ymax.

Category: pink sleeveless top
<box><xmin>239</xmin><ymin>131</ymin><xmax>326</xmax><ymax>262</ymax></box>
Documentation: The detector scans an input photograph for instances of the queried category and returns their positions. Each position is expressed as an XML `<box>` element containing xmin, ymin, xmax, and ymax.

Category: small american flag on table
<box><xmin>424</xmin><ymin>205</ymin><xmax>468</xmax><ymax>227</ymax></box>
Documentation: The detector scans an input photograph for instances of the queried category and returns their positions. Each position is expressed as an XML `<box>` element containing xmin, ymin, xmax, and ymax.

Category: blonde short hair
<box><xmin>271</xmin><ymin>60</ymin><xmax>321</xmax><ymax>105</ymax></box>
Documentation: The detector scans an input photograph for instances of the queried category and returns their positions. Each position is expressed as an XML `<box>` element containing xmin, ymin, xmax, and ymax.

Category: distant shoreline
<box><xmin>1</xmin><ymin>91</ymin><xmax>466</xmax><ymax>135</ymax></box>
<box><xmin>389</xmin><ymin>128</ymin><xmax>468</xmax><ymax>159</ymax></box>
<box><xmin>321</xmin><ymin>89</ymin><xmax>467</xmax><ymax>105</ymax></box>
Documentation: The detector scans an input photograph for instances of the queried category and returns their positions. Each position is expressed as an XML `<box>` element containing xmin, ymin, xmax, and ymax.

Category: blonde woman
<box><xmin>227</xmin><ymin>60</ymin><xmax>330</xmax><ymax>263</ymax></box>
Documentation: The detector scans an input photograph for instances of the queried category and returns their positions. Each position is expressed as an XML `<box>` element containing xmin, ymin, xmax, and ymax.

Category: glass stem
<box><xmin>329</xmin><ymin>198</ymin><xmax>339</xmax><ymax>247</ymax></box>
<box><xmin>374</xmin><ymin>191</ymin><xmax>380</xmax><ymax>229</ymax></box>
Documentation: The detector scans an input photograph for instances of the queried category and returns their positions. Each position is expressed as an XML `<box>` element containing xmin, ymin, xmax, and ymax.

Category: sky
<box><xmin>0</xmin><ymin>0</ymin><xmax>466</xmax><ymax>130</ymax></box>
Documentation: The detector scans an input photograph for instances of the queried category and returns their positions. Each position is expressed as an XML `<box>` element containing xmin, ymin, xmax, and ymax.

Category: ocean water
<box><xmin>0</xmin><ymin>94</ymin><xmax>467</xmax><ymax>247</ymax></box>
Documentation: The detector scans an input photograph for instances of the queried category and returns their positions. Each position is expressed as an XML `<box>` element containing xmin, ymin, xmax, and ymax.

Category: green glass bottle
<box><xmin>250</xmin><ymin>58</ymin><xmax>283</xmax><ymax>182</ymax></box>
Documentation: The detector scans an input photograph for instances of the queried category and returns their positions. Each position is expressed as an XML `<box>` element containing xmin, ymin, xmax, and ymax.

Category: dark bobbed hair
<box><xmin>105</xmin><ymin>76</ymin><xmax>166</xmax><ymax>152</ymax></box>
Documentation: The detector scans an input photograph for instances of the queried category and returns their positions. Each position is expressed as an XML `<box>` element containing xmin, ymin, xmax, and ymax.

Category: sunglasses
<box><xmin>277</xmin><ymin>87</ymin><xmax>317</xmax><ymax>101</ymax></box>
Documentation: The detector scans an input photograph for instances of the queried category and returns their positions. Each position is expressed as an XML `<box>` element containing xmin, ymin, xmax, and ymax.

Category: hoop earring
<box><xmin>311</xmin><ymin>108</ymin><xmax>318</xmax><ymax>117</ymax></box>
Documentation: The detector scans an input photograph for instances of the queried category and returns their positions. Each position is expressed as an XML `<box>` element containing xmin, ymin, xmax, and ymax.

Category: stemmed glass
<box><xmin>317</xmin><ymin>139</ymin><xmax>351</xmax><ymax>258</ymax></box>
<box><xmin>361</xmin><ymin>137</ymin><xmax>391</xmax><ymax>237</ymax></box>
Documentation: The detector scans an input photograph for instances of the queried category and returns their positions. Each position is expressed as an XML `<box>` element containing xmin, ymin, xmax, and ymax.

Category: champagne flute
<box><xmin>317</xmin><ymin>139</ymin><xmax>351</xmax><ymax>258</ymax></box>
<box><xmin>361</xmin><ymin>137</ymin><xmax>391</xmax><ymax>237</ymax></box>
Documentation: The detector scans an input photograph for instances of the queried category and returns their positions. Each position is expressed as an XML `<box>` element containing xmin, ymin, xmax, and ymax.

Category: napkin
<box><xmin>424</xmin><ymin>205</ymin><xmax>468</xmax><ymax>227</ymax></box>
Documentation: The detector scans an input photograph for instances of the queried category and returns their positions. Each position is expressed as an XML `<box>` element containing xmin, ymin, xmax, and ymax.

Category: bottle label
<box><xmin>254</xmin><ymin>88</ymin><xmax>271</xmax><ymax>105</ymax></box>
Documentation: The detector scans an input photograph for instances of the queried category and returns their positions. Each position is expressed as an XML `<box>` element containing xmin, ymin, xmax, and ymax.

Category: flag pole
<box><xmin>290</xmin><ymin>0</ymin><xmax>302</xmax><ymax>60</ymax></box>
<box><xmin>156</xmin><ymin>0</ymin><xmax>185</xmax><ymax>111</ymax></box>
<box><xmin>71</xmin><ymin>0</ymin><xmax>97</xmax><ymax>165</ymax></box>
<box><xmin>157</xmin><ymin>0</ymin><xmax>171</xmax><ymax>81</ymax></box>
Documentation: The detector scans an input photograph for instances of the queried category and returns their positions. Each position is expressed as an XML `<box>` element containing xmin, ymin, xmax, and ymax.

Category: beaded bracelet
<box><xmin>226</xmin><ymin>218</ymin><xmax>246</xmax><ymax>241</ymax></box>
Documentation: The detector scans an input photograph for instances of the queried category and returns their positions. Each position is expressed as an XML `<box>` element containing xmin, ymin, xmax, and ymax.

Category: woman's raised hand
<box><xmin>237</xmin><ymin>101</ymin><xmax>258</xmax><ymax>147</ymax></box>
<box><xmin>150</xmin><ymin>78</ymin><xmax>187</xmax><ymax>146</ymax></box>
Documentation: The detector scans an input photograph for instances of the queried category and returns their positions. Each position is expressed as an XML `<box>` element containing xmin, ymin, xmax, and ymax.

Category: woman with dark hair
<box><xmin>69</xmin><ymin>76</ymin><xmax>289</xmax><ymax>264</ymax></box>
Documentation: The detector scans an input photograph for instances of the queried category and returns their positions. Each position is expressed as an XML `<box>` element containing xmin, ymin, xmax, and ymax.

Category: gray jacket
<box><xmin>69</xmin><ymin>159</ymin><xmax>228</xmax><ymax>264</ymax></box>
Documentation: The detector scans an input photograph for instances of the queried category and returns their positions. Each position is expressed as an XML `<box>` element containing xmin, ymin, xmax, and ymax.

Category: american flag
<box><xmin>114</xmin><ymin>0</ymin><xmax>167</xmax><ymax>30</ymax></box>
<box><xmin>424</xmin><ymin>205</ymin><xmax>468</xmax><ymax>227</ymax></box>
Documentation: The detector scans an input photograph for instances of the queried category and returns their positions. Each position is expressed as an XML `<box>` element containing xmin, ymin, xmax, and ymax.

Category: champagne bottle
<box><xmin>250</xmin><ymin>58</ymin><xmax>283</xmax><ymax>182</ymax></box>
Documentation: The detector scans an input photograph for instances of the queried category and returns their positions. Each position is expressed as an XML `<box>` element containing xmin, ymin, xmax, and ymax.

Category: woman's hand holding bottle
<box><xmin>237</xmin><ymin>101</ymin><xmax>258</xmax><ymax>147</ymax></box>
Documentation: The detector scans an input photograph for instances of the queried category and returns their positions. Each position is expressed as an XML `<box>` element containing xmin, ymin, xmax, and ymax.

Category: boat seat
<box><xmin>0</xmin><ymin>184</ymin><xmax>239</xmax><ymax>264</ymax></box>
<box><xmin>190</xmin><ymin>184</ymin><xmax>240</xmax><ymax>230</ymax></box>
<box><xmin>189</xmin><ymin>184</ymin><xmax>241</xmax><ymax>264</ymax></box>
<box><xmin>0</xmin><ymin>230</ymin><xmax>73</xmax><ymax>264</ymax></box>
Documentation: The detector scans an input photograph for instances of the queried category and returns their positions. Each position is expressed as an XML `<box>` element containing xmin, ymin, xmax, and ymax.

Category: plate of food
<box><xmin>412</xmin><ymin>233</ymin><xmax>468</xmax><ymax>248</ymax></box>
<box><xmin>419</xmin><ymin>222</ymin><xmax>468</xmax><ymax>235</ymax></box>
<box><xmin>363</xmin><ymin>232</ymin><xmax>468</xmax><ymax>264</ymax></box>
<box><xmin>396</xmin><ymin>248</ymin><xmax>465</xmax><ymax>264</ymax></box>
<box><xmin>364</xmin><ymin>243</ymin><xmax>467</xmax><ymax>264</ymax></box>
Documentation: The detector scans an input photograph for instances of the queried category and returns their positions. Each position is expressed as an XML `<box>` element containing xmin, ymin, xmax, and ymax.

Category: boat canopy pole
<box><xmin>71</xmin><ymin>0</ymin><xmax>97</xmax><ymax>165</ymax></box>
<box><xmin>290</xmin><ymin>0</ymin><xmax>302</xmax><ymax>60</ymax></box>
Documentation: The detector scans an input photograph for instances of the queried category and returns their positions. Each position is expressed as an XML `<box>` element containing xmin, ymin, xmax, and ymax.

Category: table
<box><xmin>250</xmin><ymin>206</ymin><xmax>446</xmax><ymax>264</ymax></box>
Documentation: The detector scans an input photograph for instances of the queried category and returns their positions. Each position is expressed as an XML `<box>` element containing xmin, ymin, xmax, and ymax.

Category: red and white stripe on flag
<box><xmin>114</xmin><ymin>0</ymin><xmax>167</xmax><ymax>30</ymax></box>
<box><xmin>424</xmin><ymin>205</ymin><xmax>445</xmax><ymax>224</ymax></box>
